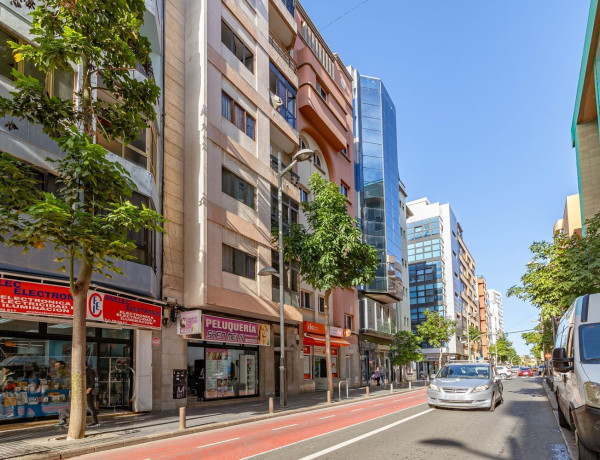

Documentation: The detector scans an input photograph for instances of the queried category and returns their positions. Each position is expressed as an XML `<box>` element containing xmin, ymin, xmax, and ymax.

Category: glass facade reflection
<box><xmin>352</xmin><ymin>72</ymin><xmax>402</xmax><ymax>298</ymax></box>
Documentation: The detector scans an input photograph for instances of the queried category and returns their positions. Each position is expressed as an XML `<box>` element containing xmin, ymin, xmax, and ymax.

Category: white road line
<box><xmin>374</xmin><ymin>403</ymin><xmax>384</xmax><ymax>407</ymax></box>
<box><xmin>299</xmin><ymin>409</ymin><xmax>434</xmax><ymax>460</ymax></box>
<box><xmin>196</xmin><ymin>438</ymin><xmax>240</xmax><ymax>449</ymax></box>
<box><xmin>350</xmin><ymin>408</ymin><xmax>364</xmax><ymax>412</ymax></box>
<box><xmin>240</xmin><ymin>403</ymin><xmax>429</xmax><ymax>460</ymax></box>
<box><xmin>319</xmin><ymin>415</ymin><xmax>336</xmax><ymax>420</ymax></box>
<box><xmin>272</xmin><ymin>424</ymin><xmax>298</xmax><ymax>431</ymax></box>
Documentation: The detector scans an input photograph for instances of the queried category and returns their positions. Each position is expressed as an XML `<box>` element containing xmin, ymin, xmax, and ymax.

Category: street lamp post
<box><xmin>260</xmin><ymin>149</ymin><xmax>313</xmax><ymax>409</ymax></box>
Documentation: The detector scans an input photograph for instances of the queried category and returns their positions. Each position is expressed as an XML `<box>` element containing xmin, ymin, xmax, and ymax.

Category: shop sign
<box><xmin>0</xmin><ymin>279</ymin><xmax>162</xmax><ymax>329</ymax></box>
<box><xmin>303</xmin><ymin>321</ymin><xmax>345</xmax><ymax>338</ymax></box>
<box><xmin>302</xmin><ymin>345</ymin><xmax>311</xmax><ymax>355</ymax></box>
<box><xmin>202</xmin><ymin>315</ymin><xmax>270</xmax><ymax>346</ymax></box>
<box><xmin>313</xmin><ymin>346</ymin><xmax>338</xmax><ymax>357</ymax></box>
<box><xmin>152</xmin><ymin>337</ymin><xmax>160</xmax><ymax>347</ymax></box>
<box><xmin>177</xmin><ymin>310</ymin><xmax>201</xmax><ymax>335</ymax></box>
<box><xmin>377</xmin><ymin>344</ymin><xmax>391</xmax><ymax>352</ymax></box>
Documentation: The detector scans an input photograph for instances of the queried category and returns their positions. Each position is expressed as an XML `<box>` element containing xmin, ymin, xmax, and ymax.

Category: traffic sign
<box><xmin>544</xmin><ymin>353</ymin><xmax>551</xmax><ymax>359</ymax></box>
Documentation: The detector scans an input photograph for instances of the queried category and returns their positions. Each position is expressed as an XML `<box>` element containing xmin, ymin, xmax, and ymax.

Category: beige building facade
<box><xmin>553</xmin><ymin>194</ymin><xmax>582</xmax><ymax>237</ymax></box>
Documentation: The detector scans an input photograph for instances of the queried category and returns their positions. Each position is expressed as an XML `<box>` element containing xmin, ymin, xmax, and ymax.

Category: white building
<box><xmin>487</xmin><ymin>289</ymin><xmax>504</xmax><ymax>344</ymax></box>
<box><xmin>398</xmin><ymin>179</ymin><xmax>412</xmax><ymax>332</ymax></box>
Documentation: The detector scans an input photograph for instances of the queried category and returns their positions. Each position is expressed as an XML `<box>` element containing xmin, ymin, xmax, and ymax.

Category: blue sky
<box><xmin>301</xmin><ymin>0</ymin><xmax>590</xmax><ymax>355</ymax></box>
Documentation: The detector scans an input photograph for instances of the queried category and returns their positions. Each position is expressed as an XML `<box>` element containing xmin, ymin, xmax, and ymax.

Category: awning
<box><xmin>303</xmin><ymin>334</ymin><xmax>350</xmax><ymax>348</ymax></box>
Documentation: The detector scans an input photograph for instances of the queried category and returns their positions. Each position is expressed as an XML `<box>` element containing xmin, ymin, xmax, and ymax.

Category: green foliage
<box><xmin>508</xmin><ymin>213</ymin><xmax>600</xmax><ymax>321</ymax></box>
<box><xmin>390</xmin><ymin>330</ymin><xmax>423</xmax><ymax>366</ymax></box>
<box><xmin>489</xmin><ymin>336</ymin><xmax>518</xmax><ymax>363</ymax></box>
<box><xmin>467</xmin><ymin>325</ymin><xmax>482</xmax><ymax>343</ymax></box>
<box><xmin>281</xmin><ymin>173</ymin><xmax>379</xmax><ymax>292</ymax></box>
<box><xmin>522</xmin><ymin>320</ymin><xmax>554</xmax><ymax>361</ymax></box>
<box><xmin>416</xmin><ymin>310</ymin><xmax>457</xmax><ymax>349</ymax></box>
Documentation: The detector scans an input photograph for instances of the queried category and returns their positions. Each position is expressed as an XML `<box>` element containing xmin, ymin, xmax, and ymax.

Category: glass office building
<box><xmin>351</xmin><ymin>70</ymin><xmax>403</xmax><ymax>300</ymax></box>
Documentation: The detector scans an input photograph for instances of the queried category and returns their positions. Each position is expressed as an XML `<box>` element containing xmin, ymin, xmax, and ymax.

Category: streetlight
<box><xmin>259</xmin><ymin>148</ymin><xmax>314</xmax><ymax>409</ymax></box>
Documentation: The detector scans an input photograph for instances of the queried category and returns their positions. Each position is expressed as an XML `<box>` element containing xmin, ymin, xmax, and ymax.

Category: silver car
<box><xmin>427</xmin><ymin>362</ymin><xmax>503</xmax><ymax>411</ymax></box>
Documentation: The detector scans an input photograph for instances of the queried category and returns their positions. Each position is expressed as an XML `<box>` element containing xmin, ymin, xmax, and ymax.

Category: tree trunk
<box><xmin>324</xmin><ymin>289</ymin><xmax>333</xmax><ymax>400</ymax></box>
<box><xmin>67</xmin><ymin>262</ymin><xmax>93</xmax><ymax>440</ymax></box>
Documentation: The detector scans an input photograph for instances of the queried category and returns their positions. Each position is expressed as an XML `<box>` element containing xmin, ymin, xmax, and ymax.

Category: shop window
<box><xmin>101</xmin><ymin>328</ymin><xmax>133</xmax><ymax>340</ymax></box>
<box><xmin>222</xmin><ymin>167</ymin><xmax>255</xmax><ymax>209</ymax></box>
<box><xmin>0</xmin><ymin>319</ymin><xmax>38</xmax><ymax>333</ymax></box>
<box><xmin>221</xmin><ymin>92</ymin><xmax>256</xmax><ymax>140</ymax></box>
<box><xmin>221</xmin><ymin>20</ymin><xmax>254</xmax><ymax>73</ymax></box>
<box><xmin>318</xmin><ymin>296</ymin><xmax>325</xmax><ymax>314</ymax></box>
<box><xmin>301</xmin><ymin>291</ymin><xmax>312</xmax><ymax>310</ymax></box>
<box><xmin>222</xmin><ymin>244</ymin><xmax>256</xmax><ymax>279</ymax></box>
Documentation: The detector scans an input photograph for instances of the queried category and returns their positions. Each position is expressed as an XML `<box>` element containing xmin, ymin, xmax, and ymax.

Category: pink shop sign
<box><xmin>202</xmin><ymin>315</ymin><xmax>271</xmax><ymax>346</ymax></box>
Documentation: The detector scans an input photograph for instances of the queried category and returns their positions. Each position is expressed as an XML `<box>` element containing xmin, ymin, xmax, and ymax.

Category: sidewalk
<box><xmin>0</xmin><ymin>381</ymin><xmax>427</xmax><ymax>460</ymax></box>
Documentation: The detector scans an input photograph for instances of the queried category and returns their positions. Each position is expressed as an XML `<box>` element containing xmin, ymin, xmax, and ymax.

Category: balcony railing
<box><xmin>269</xmin><ymin>35</ymin><xmax>297</xmax><ymax>72</ymax></box>
<box><xmin>270</xmin><ymin>154</ymin><xmax>300</xmax><ymax>184</ymax></box>
<box><xmin>279</xmin><ymin>0</ymin><xmax>294</xmax><ymax>16</ymax></box>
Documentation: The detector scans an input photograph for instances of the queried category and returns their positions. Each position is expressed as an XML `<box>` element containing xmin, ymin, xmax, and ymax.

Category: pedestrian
<box><xmin>373</xmin><ymin>367</ymin><xmax>381</xmax><ymax>386</ymax></box>
<box><xmin>85</xmin><ymin>362</ymin><xmax>99</xmax><ymax>427</ymax></box>
<box><xmin>380</xmin><ymin>365</ymin><xmax>387</xmax><ymax>385</ymax></box>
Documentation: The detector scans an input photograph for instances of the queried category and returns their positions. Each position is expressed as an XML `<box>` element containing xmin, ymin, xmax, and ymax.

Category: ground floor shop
<box><xmin>359</xmin><ymin>339</ymin><xmax>394</xmax><ymax>385</ymax></box>
<box><xmin>0</xmin><ymin>276</ymin><xmax>161</xmax><ymax>423</ymax></box>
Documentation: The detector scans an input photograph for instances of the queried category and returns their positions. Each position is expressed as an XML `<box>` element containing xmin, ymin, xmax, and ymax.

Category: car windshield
<box><xmin>437</xmin><ymin>365</ymin><xmax>489</xmax><ymax>379</ymax></box>
<box><xmin>580</xmin><ymin>323</ymin><xmax>600</xmax><ymax>361</ymax></box>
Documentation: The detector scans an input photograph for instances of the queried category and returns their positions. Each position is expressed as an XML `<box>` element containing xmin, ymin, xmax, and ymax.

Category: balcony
<box><xmin>269</xmin><ymin>34</ymin><xmax>297</xmax><ymax>73</ymax></box>
<box><xmin>270</xmin><ymin>154</ymin><xmax>300</xmax><ymax>185</ymax></box>
<box><xmin>268</xmin><ymin>0</ymin><xmax>296</xmax><ymax>49</ymax></box>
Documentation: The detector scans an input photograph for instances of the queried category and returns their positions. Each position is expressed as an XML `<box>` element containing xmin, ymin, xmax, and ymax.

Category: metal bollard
<box><xmin>327</xmin><ymin>390</ymin><xmax>331</xmax><ymax>403</ymax></box>
<box><xmin>366</xmin><ymin>386</ymin><xmax>370</xmax><ymax>397</ymax></box>
<box><xmin>179</xmin><ymin>407</ymin><xmax>186</xmax><ymax>430</ymax></box>
<box><xmin>390</xmin><ymin>383</ymin><xmax>393</xmax><ymax>394</ymax></box>
<box><xmin>409</xmin><ymin>380</ymin><xmax>412</xmax><ymax>390</ymax></box>
<box><xmin>269</xmin><ymin>396</ymin><xmax>274</xmax><ymax>413</ymax></box>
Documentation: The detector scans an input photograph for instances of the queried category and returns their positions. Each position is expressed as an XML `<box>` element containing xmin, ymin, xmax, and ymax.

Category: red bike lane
<box><xmin>81</xmin><ymin>389</ymin><xmax>427</xmax><ymax>460</ymax></box>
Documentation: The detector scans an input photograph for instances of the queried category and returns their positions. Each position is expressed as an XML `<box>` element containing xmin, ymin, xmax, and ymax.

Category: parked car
<box><xmin>553</xmin><ymin>293</ymin><xmax>600</xmax><ymax>459</ymax></box>
<box><xmin>518</xmin><ymin>367</ymin><xmax>534</xmax><ymax>377</ymax></box>
<box><xmin>537</xmin><ymin>364</ymin><xmax>546</xmax><ymax>376</ymax></box>
<box><xmin>427</xmin><ymin>362</ymin><xmax>503</xmax><ymax>411</ymax></box>
<box><xmin>496</xmin><ymin>366</ymin><xmax>511</xmax><ymax>379</ymax></box>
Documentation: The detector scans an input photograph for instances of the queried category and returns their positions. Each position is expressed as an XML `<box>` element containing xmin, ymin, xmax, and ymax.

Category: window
<box><xmin>98</xmin><ymin>124</ymin><xmax>156</xmax><ymax>171</ymax></box>
<box><xmin>313</xmin><ymin>152</ymin><xmax>322</xmax><ymax>168</ymax></box>
<box><xmin>300</xmin><ymin>189</ymin><xmax>309</xmax><ymax>202</ymax></box>
<box><xmin>221</xmin><ymin>21</ymin><xmax>254</xmax><ymax>72</ymax></box>
<box><xmin>221</xmin><ymin>92</ymin><xmax>255</xmax><ymax>140</ymax></box>
<box><xmin>319</xmin><ymin>297</ymin><xmax>325</xmax><ymax>314</ymax></box>
<box><xmin>316</xmin><ymin>81</ymin><xmax>327</xmax><ymax>101</ymax></box>
<box><xmin>271</xmin><ymin>185</ymin><xmax>299</xmax><ymax>231</ymax></box>
<box><xmin>269</xmin><ymin>61</ymin><xmax>296</xmax><ymax>128</ymax></box>
<box><xmin>222</xmin><ymin>168</ymin><xmax>255</xmax><ymax>209</ymax></box>
<box><xmin>341</xmin><ymin>144</ymin><xmax>349</xmax><ymax>158</ymax></box>
<box><xmin>301</xmin><ymin>291</ymin><xmax>312</xmax><ymax>310</ymax></box>
<box><xmin>0</xmin><ymin>28</ymin><xmax>17</xmax><ymax>80</ymax></box>
<box><xmin>127</xmin><ymin>192</ymin><xmax>156</xmax><ymax>268</ymax></box>
<box><xmin>344</xmin><ymin>314</ymin><xmax>352</xmax><ymax>331</ymax></box>
<box><xmin>271</xmin><ymin>249</ymin><xmax>299</xmax><ymax>307</ymax></box>
<box><xmin>222</xmin><ymin>244</ymin><xmax>256</xmax><ymax>279</ymax></box>
<box><xmin>340</xmin><ymin>183</ymin><xmax>349</xmax><ymax>199</ymax></box>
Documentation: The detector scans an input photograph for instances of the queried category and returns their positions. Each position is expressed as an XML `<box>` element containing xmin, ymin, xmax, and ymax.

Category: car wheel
<box><xmin>576</xmin><ymin>427</ymin><xmax>600</xmax><ymax>460</ymax></box>
<box><xmin>501</xmin><ymin>374</ymin><xmax>507</xmax><ymax>380</ymax></box>
<box><xmin>489</xmin><ymin>393</ymin><xmax>496</xmax><ymax>412</ymax></box>
<box><xmin>557</xmin><ymin>405</ymin><xmax>570</xmax><ymax>429</ymax></box>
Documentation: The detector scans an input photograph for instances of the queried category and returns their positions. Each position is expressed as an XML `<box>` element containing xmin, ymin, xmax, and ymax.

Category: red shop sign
<box><xmin>0</xmin><ymin>278</ymin><xmax>161</xmax><ymax>330</ymax></box>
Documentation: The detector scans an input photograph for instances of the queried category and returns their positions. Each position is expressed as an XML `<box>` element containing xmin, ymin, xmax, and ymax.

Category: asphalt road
<box><xmin>76</xmin><ymin>376</ymin><xmax>569</xmax><ymax>460</ymax></box>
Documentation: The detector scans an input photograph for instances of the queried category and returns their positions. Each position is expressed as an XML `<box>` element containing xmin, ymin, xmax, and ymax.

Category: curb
<box><xmin>11</xmin><ymin>387</ymin><xmax>426</xmax><ymax>459</ymax></box>
<box><xmin>541</xmin><ymin>378</ymin><xmax>574</xmax><ymax>460</ymax></box>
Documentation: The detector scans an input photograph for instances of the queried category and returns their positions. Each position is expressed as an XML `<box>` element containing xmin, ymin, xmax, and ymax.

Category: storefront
<box><xmin>183</xmin><ymin>313</ymin><xmax>270</xmax><ymax>401</ymax></box>
<box><xmin>0</xmin><ymin>276</ymin><xmax>161</xmax><ymax>423</ymax></box>
<box><xmin>302</xmin><ymin>321</ymin><xmax>350</xmax><ymax>390</ymax></box>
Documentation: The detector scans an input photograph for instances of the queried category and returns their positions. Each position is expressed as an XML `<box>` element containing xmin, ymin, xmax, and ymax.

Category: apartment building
<box><xmin>477</xmin><ymin>277</ymin><xmax>490</xmax><ymax>360</ymax></box>
<box><xmin>293</xmin><ymin>3</ymin><xmax>358</xmax><ymax>389</ymax></box>
<box><xmin>407</xmin><ymin>198</ymin><xmax>477</xmax><ymax>373</ymax></box>
<box><xmin>350</xmin><ymin>68</ymin><xmax>404</xmax><ymax>384</ymax></box>
<box><xmin>487</xmin><ymin>289</ymin><xmax>504</xmax><ymax>345</ymax></box>
<box><xmin>457</xmin><ymin>227</ymin><xmax>480</xmax><ymax>359</ymax></box>
<box><xmin>553</xmin><ymin>194</ymin><xmax>583</xmax><ymax>237</ymax></box>
<box><xmin>398</xmin><ymin>180</ymin><xmax>412</xmax><ymax>334</ymax></box>
<box><xmin>0</xmin><ymin>0</ymin><xmax>166</xmax><ymax>422</ymax></box>
<box><xmin>571</xmin><ymin>1</ymin><xmax>600</xmax><ymax>233</ymax></box>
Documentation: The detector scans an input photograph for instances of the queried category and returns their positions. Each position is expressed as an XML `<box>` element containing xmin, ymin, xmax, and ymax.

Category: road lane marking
<box><xmin>196</xmin><ymin>438</ymin><xmax>240</xmax><ymax>449</ymax></box>
<box><xmin>374</xmin><ymin>403</ymin><xmax>384</xmax><ymax>407</ymax></box>
<box><xmin>299</xmin><ymin>409</ymin><xmax>434</xmax><ymax>460</ymax></box>
<box><xmin>319</xmin><ymin>415</ymin><xmax>336</xmax><ymax>420</ymax></box>
<box><xmin>272</xmin><ymin>424</ymin><xmax>298</xmax><ymax>431</ymax></box>
<box><xmin>241</xmin><ymin>403</ymin><xmax>429</xmax><ymax>460</ymax></box>
<box><xmin>350</xmin><ymin>408</ymin><xmax>364</xmax><ymax>412</ymax></box>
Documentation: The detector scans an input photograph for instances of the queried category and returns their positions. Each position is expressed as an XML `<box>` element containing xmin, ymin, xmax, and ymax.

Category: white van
<box><xmin>552</xmin><ymin>293</ymin><xmax>600</xmax><ymax>459</ymax></box>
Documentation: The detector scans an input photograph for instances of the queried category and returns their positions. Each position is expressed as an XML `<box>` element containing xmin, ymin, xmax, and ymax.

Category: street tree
<box><xmin>415</xmin><ymin>310</ymin><xmax>457</xmax><ymax>367</ymax></box>
<box><xmin>467</xmin><ymin>325</ymin><xmax>482</xmax><ymax>360</ymax></box>
<box><xmin>489</xmin><ymin>336</ymin><xmax>518</xmax><ymax>364</ymax></box>
<box><xmin>0</xmin><ymin>0</ymin><xmax>164</xmax><ymax>439</ymax></box>
<box><xmin>281</xmin><ymin>173</ymin><xmax>379</xmax><ymax>397</ymax></box>
<box><xmin>389</xmin><ymin>330</ymin><xmax>423</xmax><ymax>382</ymax></box>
